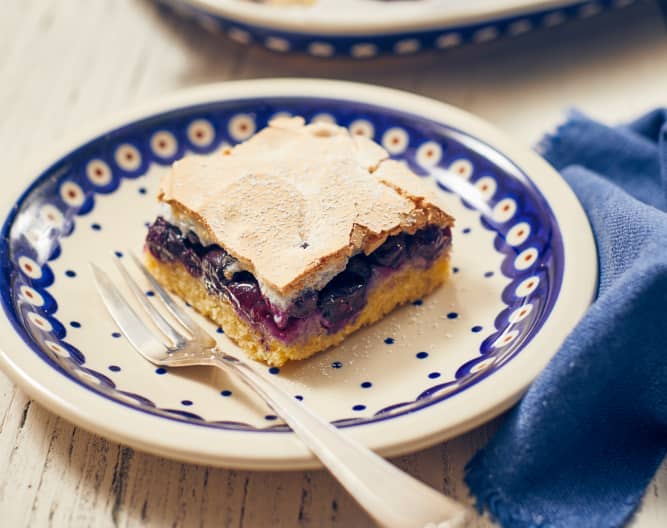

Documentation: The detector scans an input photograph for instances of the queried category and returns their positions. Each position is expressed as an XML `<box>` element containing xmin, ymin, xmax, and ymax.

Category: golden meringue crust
<box><xmin>159</xmin><ymin>116</ymin><xmax>454</xmax><ymax>297</ymax></box>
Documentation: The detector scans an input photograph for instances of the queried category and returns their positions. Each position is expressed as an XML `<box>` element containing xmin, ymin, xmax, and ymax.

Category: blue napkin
<box><xmin>464</xmin><ymin>109</ymin><xmax>667</xmax><ymax>528</ymax></box>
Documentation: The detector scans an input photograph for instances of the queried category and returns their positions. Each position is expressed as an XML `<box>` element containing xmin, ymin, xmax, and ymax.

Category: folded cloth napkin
<box><xmin>465</xmin><ymin>109</ymin><xmax>667</xmax><ymax>528</ymax></box>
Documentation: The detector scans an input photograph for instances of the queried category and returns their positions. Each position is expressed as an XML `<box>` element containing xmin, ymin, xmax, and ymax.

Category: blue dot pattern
<box><xmin>361</xmin><ymin>381</ymin><xmax>372</xmax><ymax>389</ymax></box>
<box><xmin>447</xmin><ymin>312</ymin><xmax>458</xmax><ymax>319</ymax></box>
<box><xmin>384</xmin><ymin>337</ymin><xmax>395</xmax><ymax>345</ymax></box>
<box><xmin>155</xmin><ymin>367</ymin><xmax>167</xmax><ymax>375</ymax></box>
<box><xmin>331</xmin><ymin>361</ymin><xmax>342</xmax><ymax>369</ymax></box>
<box><xmin>109</xmin><ymin>365</ymin><xmax>121</xmax><ymax>372</ymax></box>
<box><xmin>416</xmin><ymin>351</ymin><xmax>429</xmax><ymax>359</ymax></box>
<box><xmin>0</xmin><ymin>97</ymin><xmax>566</xmax><ymax>433</ymax></box>
<box><xmin>353</xmin><ymin>405</ymin><xmax>366</xmax><ymax>411</ymax></box>
<box><xmin>181</xmin><ymin>400</ymin><xmax>193</xmax><ymax>406</ymax></box>
<box><xmin>428</xmin><ymin>372</ymin><xmax>441</xmax><ymax>379</ymax></box>
<box><xmin>472</xmin><ymin>325</ymin><xmax>483</xmax><ymax>333</ymax></box>
<box><xmin>268</xmin><ymin>367</ymin><xmax>280</xmax><ymax>375</ymax></box>
<box><xmin>221</xmin><ymin>390</ymin><xmax>232</xmax><ymax>397</ymax></box>
<box><xmin>153</xmin><ymin>0</ymin><xmax>621</xmax><ymax>59</ymax></box>
<box><xmin>70</xmin><ymin>321</ymin><xmax>81</xmax><ymax>328</ymax></box>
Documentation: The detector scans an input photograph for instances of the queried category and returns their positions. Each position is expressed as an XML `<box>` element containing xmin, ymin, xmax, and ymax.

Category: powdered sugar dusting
<box><xmin>160</xmin><ymin>117</ymin><xmax>454</xmax><ymax>297</ymax></box>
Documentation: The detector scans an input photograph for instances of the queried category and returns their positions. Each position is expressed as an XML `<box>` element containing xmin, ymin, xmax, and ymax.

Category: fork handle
<box><xmin>215</xmin><ymin>355</ymin><xmax>471</xmax><ymax>528</ymax></box>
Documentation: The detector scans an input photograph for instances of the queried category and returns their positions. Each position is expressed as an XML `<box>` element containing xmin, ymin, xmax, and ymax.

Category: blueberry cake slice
<box><xmin>145</xmin><ymin>117</ymin><xmax>454</xmax><ymax>366</ymax></box>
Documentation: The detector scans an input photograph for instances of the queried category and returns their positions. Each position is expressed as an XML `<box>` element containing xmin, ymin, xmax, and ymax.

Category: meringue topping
<box><xmin>158</xmin><ymin>116</ymin><xmax>454</xmax><ymax>298</ymax></box>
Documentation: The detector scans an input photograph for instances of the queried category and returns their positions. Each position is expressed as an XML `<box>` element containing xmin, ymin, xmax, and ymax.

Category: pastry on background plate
<box><xmin>144</xmin><ymin>116</ymin><xmax>454</xmax><ymax>366</ymax></box>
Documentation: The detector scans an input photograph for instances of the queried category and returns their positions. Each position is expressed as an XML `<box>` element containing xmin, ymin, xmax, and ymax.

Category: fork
<box><xmin>91</xmin><ymin>255</ymin><xmax>471</xmax><ymax>528</ymax></box>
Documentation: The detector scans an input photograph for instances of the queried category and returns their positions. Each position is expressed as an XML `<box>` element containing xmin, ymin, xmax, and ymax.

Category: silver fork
<box><xmin>91</xmin><ymin>255</ymin><xmax>471</xmax><ymax>528</ymax></box>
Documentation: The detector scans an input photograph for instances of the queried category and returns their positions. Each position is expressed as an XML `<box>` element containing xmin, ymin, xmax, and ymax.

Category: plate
<box><xmin>155</xmin><ymin>0</ymin><xmax>635</xmax><ymax>58</ymax></box>
<box><xmin>0</xmin><ymin>79</ymin><xmax>596</xmax><ymax>469</ymax></box>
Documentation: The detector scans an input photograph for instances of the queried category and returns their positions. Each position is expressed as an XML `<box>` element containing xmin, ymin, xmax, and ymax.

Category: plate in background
<box><xmin>156</xmin><ymin>0</ymin><xmax>637</xmax><ymax>58</ymax></box>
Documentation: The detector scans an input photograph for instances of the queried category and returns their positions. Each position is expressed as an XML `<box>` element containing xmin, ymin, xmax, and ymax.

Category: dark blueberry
<box><xmin>317</xmin><ymin>270</ymin><xmax>368</xmax><ymax>330</ymax></box>
<box><xmin>146</xmin><ymin>217</ymin><xmax>185</xmax><ymax>262</ymax></box>
<box><xmin>409</xmin><ymin>226</ymin><xmax>451</xmax><ymax>261</ymax></box>
<box><xmin>231</xmin><ymin>270</ymin><xmax>254</xmax><ymax>283</ymax></box>
<box><xmin>371</xmin><ymin>233</ymin><xmax>408</xmax><ymax>268</ymax></box>
<box><xmin>185</xmin><ymin>230</ymin><xmax>200</xmax><ymax>247</ymax></box>
<box><xmin>181</xmin><ymin>248</ymin><xmax>202</xmax><ymax>277</ymax></box>
<box><xmin>227</xmin><ymin>279</ymin><xmax>271</xmax><ymax>322</ymax></box>
<box><xmin>287</xmin><ymin>290</ymin><xmax>318</xmax><ymax>319</ymax></box>
<box><xmin>202</xmin><ymin>248</ymin><xmax>235</xmax><ymax>292</ymax></box>
<box><xmin>346</xmin><ymin>255</ymin><xmax>372</xmax><ymax>281</ymax></box>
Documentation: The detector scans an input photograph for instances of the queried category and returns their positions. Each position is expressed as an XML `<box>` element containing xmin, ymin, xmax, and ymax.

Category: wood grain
<box><xmin>1</xmin><ymin>0</ymin><xmax>666</xmax><ymax>526</ymax></box>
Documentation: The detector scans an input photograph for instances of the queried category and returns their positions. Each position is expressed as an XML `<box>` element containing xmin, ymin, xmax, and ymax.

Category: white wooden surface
<box><xmin>1</xmin><ymin>1</ymin><xmax>667</xmax><ymax>526</ymax></box>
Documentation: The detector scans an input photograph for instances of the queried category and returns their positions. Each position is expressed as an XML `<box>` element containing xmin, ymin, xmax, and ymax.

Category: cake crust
<box><xmin>159</xmin><ymin>116</ymin><xmax>454</xmax><ymax>298</ymax></box>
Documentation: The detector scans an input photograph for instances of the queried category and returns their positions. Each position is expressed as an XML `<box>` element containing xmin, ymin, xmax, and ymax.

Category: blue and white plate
<box><xmin>156</xmin><ymin>0</ymin><xmax>636</xmax><ymax>58</ymax></box>
<box><xmin>0</xmin><ymin>79</ymin><xmax>596</xmax><ymax>469</ymax></box>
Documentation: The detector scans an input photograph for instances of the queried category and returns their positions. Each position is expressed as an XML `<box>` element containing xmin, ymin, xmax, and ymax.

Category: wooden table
<box><xmin>2</xmin><ymin>1</ymin><xmax>666</xmax><ymax>526</ymax></box>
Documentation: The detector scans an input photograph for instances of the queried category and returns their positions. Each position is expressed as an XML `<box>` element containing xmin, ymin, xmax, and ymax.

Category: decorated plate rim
<box><xmin>0</xmin><ymin>79</ymin><xmax>597</xmax><ymax>469</ymax></box>
<box><xmin>175</xmin><ymin>0</ymin><xmax>587</xmax><ymax>35</ymax></box>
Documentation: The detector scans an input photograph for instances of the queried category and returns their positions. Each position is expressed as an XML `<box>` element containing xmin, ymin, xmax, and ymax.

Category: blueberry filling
<box><xmin>146</xmin><ymin>217</ymin><xmax>451</xmax><ymax>342</ymax></box>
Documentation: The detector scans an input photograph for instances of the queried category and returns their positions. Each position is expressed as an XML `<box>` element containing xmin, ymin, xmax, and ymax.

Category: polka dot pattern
<box><xmin>515</xmin><ymin>276</ymin><xmax>540</xmax><ymax>297</ymax></box>
<box><xmin>60</xmin><ymin>181</ymin><xmax>85</xmax><ymax>207</ymax></box>
<box><xmin>86</xmin><ymin>159</ymin><xmax>113</xmax><ymax>186</ymax></box>
<box><xmin>150</xmin><ymin>130</ymin><xmax>178</xmax><ymax>158</ymax></box>
<box><xmin>39</xmin><ymin>204</ymin><xmax>65</xmax><ymax>230</ymax></box>
<box><xmin>308</xmin><ymin>42</ymin><xmax>334</xmax><ymax>57</ymax></box>
<box><xmin>154</xmin><ymin>0</ymin><xmax>622</xmax><ymax>59</ymax></box>
<box><xmin>20</xmin><ymin>285</ymin><xmax>45</xmax><ymax>307</ymax></box>
<box><xmin>506</xmin><ymin>222</ymin><xmax>532</xmax><ymax>247</ymax></box>
<box><xmin>265</xmin><ymin>36</ymin><xmax>290</xmax><ymax>52</ymax></box>
<box><xmin>449</xmin><ymin>159</ymin><xmax>473</xmax><ymax>180</ymax></box>
<box><xmin>416</xmin><ymin>141</ymin><xmax>443</xmax><ymax>167</ymax></box>
<box><xmin>187</xmin><ymin>119</ymin><xmax>215</xmax><ymax>148</ymax></box>
<box><xmin>492</xmin><ymin>198</ymin><xmax>518</xmax><ymax>223</ymax></box>
<box><xmin>382</xmin><ymin>127</ymin><xmax>409</xmax><ymax>154</ymax></box>
<box><xmin>475</xmin><ymin>176</ymin><xmax>497</xmax><ymax>200</ymax></box>
<box><xmin>2</xmin><ymin>95</ymin><xmax>568</xmax><ymax>434</ymax></box>
<box><xmin>19</xmin><ymin>256</ymin><xmax>42</xmax><ymax>279</ymax></box>
<box><xmin>350</xmin><ymin>43</ymin><xmax>378</xmax><ymax>59</ymax></box>
<box><xmin>514</xmin><ymin>248</ymin><xmax>539</xmax><ymax>271</ymax></box>
<box><xmin>348</xmin><ymin>119</ymin><xmax>374</xmax><ymax>138</ymax></box>
<box><xmin>228</xmin><ymin>114</ymin><xmax>256</xmax><ymax>142</ymax></box>
<box><xmin>114</xmin><ymin>144</ymin><xmax>142</xmax><ymax>172</ymax></box>
<box><xmin>508</xmin><ymin>304</ymin><xmax>533</xmax><ymax>323</ymax></box>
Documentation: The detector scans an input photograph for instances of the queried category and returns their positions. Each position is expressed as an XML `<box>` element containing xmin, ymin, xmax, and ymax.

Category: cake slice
<box><xmin>144</xmin><ymin>116</ymin><xmax>454</xmax><ymax>366</ymax></box>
